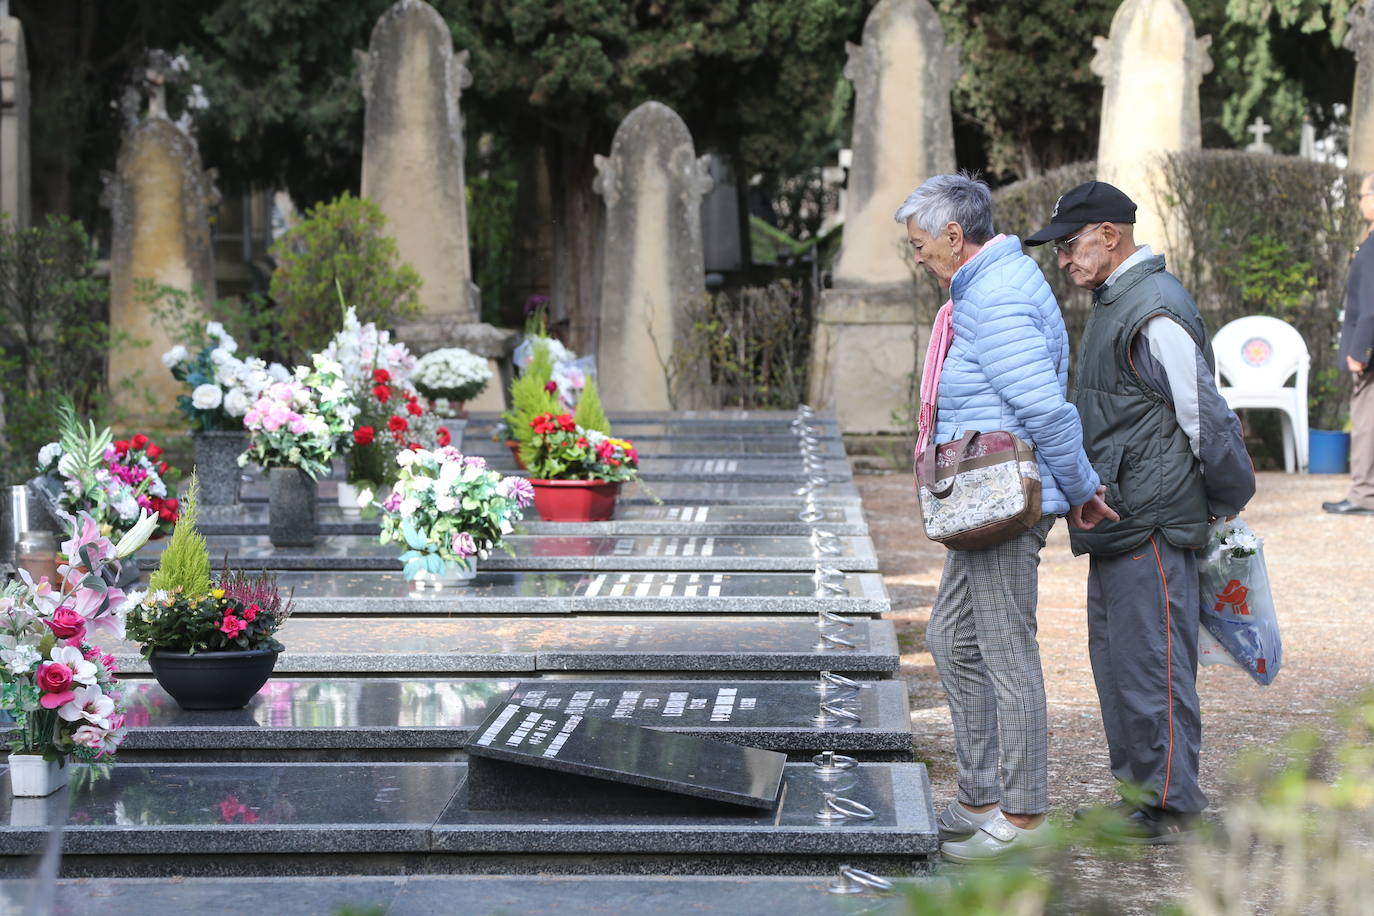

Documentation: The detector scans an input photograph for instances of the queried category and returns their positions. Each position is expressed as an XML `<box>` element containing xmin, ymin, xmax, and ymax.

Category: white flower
<box><xmin>434</xmin><ymin>494</ymin><xmax>456</xmax><ymax>512</ymax></box>
<box><xmin>113</xmin><ymin>510</ymin><xmax>158</xmax><ymax>559</ymax></box>
<box><xmin>114</xmin><ymin>494</ymin><xmax>140</xmax><ymax>521</ymax></box>
<box><xmin>50</xmin><ymin>645</ymin><xmax>99</xmax><ymax>687</ymax></box>
<box><xmin>356</xmin><ymin>487</ymin><xmax>374</xmax><ymax>508</ymax></box>
<box><xmin>161</xmin><ymin>345</ymin><xmax>188</xmax><ymax>369</ymax></box>
<box><xmin>223</xmin><ymin>388</ymin><xmax>250</xmax><ymax>417</ymax></box>
<box><xmin>268</xmin><ymin>363</ymin><xmax>291</xmax><ymax>382</ymax></box>
<box><xmin>191</xmin><ymin>384</ymin><xmax>223</xmax><ymax>410</ymax></box>
<box><xmin>399</xmin><ymin>497</ymin><xmax>421</xmax><ymax>517</ymax></box>
<box><xmin>209</xmin><ymin>347</ymin><xmax>233</xmax><ymax>366</ymax></box>
<box><xmin>37</xmin><ymin>442</ymin><xmax>63</xmax><ymax>468</ymax></box>
<box><xmin>396</xmin><ymin>450</ymin><xmax>419</xmax><ymax>468</ymax></box>
<box><xmin>57</xmin><ymin>685</ymin><xmax>114</xmax><ymax>728</ymax></box>
<box><xmin>3</xmin><ymin>644</ymin><xmax>40</xmax><ymax>675</ymax></box>
<box><xmin>205</xmin><ymin>320</ymin><xmax>226</xmax><ymax>339</ymax></box>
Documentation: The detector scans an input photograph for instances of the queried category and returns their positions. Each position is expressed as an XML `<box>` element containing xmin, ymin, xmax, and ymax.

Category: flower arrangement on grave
<box><xmin>238</xmin><ymin>354</ymin><xmax>357</xmax><ymax>480</ymax></box>
<box><xmin>412</xmin><ymin>347</ymin><xmax>492</xmax><ymax>414</ymax></box>
<box><xmin>360</xmin><ymin>447</ymin><xmax>532</xmax><ymax>583</ymax></box>
<box><xmin>512</xmin><ymin>319</ymin><xmax>589</xmax><ymax>410</ymax></box>
<box><xmin>161</xmin><ymin>321</ymin><xmax>292</xmax><ymax>432</ymax></box>
<box><xmin>498</xmin><ymin>339</ymin><xmax>561</xmax><ymax>463</ymax></box>
<box><xmin>34</xmin><ymin>400</ymin><xmax>181</xmax><ymax>542</ymax></box>
<box><xmin>523</xmin><ymin>412</ymin><xmax>638</xmax><ymax>522</ymax></box>
<box><xmin>0</xmin><ymin>509</ymin><xmax>155</xmax><ymax>793</ymax></box>
<box><xmin>124</xmin><ymin>476</ymin><xmax>294</xmax><ymax>709</ymax></box>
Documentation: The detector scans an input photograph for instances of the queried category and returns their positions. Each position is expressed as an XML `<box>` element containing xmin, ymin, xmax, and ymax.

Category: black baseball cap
<box><xmin>1024</xmin><ymin>181</ymin><xmax>1137</xmax><ymax>246</ymax></box>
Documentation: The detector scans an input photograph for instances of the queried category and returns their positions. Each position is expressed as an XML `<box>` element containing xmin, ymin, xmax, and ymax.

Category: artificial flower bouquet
<box><xmin>318</xmin><ymin>305</ymin><xmax>418</xmax><ymax>396</ymax></box>
<box><xmin>362</xmin><ymin>447</ymin><xmax>532</xmax><ymax>579</ymax></box>
<box><xmin>162</xmin><ymin>321</ymin><xmax>291</xmax><ymax>431</ymax></box>
<box><xmin>525</xmin><ymin>413</ymin><xmax>639</xmax><ymax>482</ymax></box>
<box><xmin>34</xmin><ymin>402</ymin><xmax>181</xmax><ymax>540</ymax></box>
<box><xmin>1198</xmin><ymin>518</ymin><xmax>1281</xmax><ymax>685</ymax></box>
<box><xmin>0</xmin><ymin>509</ymin><xmax>157</xmax><ymax>769</ymax></box>
<box><xmin>348</xmin><ymin>368</ymin><xmax>453</xmax><ymax>489</ymax></box>
<box><xmin>412</xmin><ymin>347</ymin><xmax>492</xmax><ymax>409</ymax></box>
<box><xmin>238</xmin><ymin>354</ymin><xmax>358</xmax><ymax>479</ymax></box>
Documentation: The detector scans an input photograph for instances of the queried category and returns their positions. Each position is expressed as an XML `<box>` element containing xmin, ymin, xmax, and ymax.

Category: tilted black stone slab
<box><xmin>282</xmin><ymin>570</ymin><xmax>889</xmax><ymax>616</ymax></box>
<box><xmin>113</xmin><ymin>677</ymin><xmax>913</xmax><ymax>759</ymax></box>
<box><xmin>23</xmin><ymin>875</ymin><xmax>925</xmax><ymax>916</ymax></box>
<box><xmin>465</xmin><ymin>702</ymin><xmax>786</xmax><ymax>810</ymax></box>
<box><xmin>106</xmin><ymin>616</ymin><xmax>900</xmax><ymax>677</ymax></box>
<box><xmin>138</xmin><ymin>534</ymin><xmax>878</xmax><ymax>572</ymax></box>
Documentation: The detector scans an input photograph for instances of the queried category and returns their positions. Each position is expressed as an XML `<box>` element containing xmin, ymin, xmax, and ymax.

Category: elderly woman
<box><xmin>894</xmin><ymin>173</ymin><xmax>1115</xmax><ymax>862</ymax></box>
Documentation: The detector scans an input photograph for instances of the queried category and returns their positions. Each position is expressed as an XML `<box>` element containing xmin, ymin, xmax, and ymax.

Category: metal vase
<box><xmin>193</xmin><ymin>430</ymin><xmax>248</xmax><ymax>506</ymax></box>
<box><xmin>268</xmin><ymin>468</ymin><xmax>317</xmax><ymax>548</ymax></box>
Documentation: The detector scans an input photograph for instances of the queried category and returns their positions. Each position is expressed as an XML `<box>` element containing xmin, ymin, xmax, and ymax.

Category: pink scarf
<box><xmin>914</xmin><ymin>234</ymin><xmax>1008</xmax><ymax>458</ymax></box>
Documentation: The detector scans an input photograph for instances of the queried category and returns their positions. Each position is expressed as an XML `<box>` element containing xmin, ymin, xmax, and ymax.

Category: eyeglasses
<box><xmin>1052</xmin><ymin>223</ymin><xmax>1104</xmax><ymax>256</ymax></box>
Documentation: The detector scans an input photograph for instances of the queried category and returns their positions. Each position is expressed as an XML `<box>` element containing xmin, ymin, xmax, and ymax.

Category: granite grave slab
<box><xmin>138</xmin><ymin>533</ymin><xmax>879</xmax><ymax>572</ymax></box>
<box><xmin>620</xmin><ymin>480</ymin><xmax>863</xmax><ymax>505</ymax></box>
<box><xmin>113</xmin><ymin>677</ymin><xmax>913</xmax><ymax>760</ymax></box>
<box><xmin>281</xmin><ymin>571</ymin><xmax>889</xmax><ymax>616</ymax></box>
<box><xmin>106</xmin><ymin>616</ymin><xmax>901</xmax><ymax>677</ymax></box>
<box><xmin>464</xmin><ymin>436</ymin><xmax>848</xmax><ymax>458</ymax></box>
<box><xmin>464</xmin><ymin>702</ymin><xmax>787</xmax><ymax>810</ymax></box>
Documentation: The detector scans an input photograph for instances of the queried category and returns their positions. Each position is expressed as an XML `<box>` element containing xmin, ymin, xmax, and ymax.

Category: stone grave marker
<box><xmin>0</xmin><ymin>1</ymin><xmax>29</xmax><ymax>228</ymax></box>
<box><xmin>464</xmin><ymin>702</ymin><xmax>787</xmax><ymax>811</ymax></box>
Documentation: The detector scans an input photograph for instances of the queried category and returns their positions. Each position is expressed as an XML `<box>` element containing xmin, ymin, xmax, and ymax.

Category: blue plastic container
<box><xmin>1309</xmin><ymin>429</ymin><xmax>1351</xmax><ymax>474</ymax></box>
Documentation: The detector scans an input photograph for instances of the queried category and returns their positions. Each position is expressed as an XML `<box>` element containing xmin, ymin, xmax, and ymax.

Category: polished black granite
<box><xmin>115</xmin><ymin>677</ymin><xmax>912</xmax><ymax>757</ymax></box>
<box><xmin>18</xmin><ymin>875</ymin><xmax>921</xmax><ymax>915</ymax></box>
<box><xmin>137</xmin><ymin>533</ymin><xmax>878</xmax><ymax>573</ymax></box>
<box><xmin>465</xmin><ymin>435</ymin><xmax>848</xmax><ymax>458</ymax></box>
<box><xmin>107</xmin><ymin>616</ymin><xmax>901</xmax><ymax>676</ymax></box>
<box><xmin>620</xmin><ymin>481</ymin><xmax>863</xmax><ymax>505</ymax></box>
<box><xmin>465</xmin><ymin>702</ymin><xmax>786</xmax><ymax>809</ymax></box>
<box><xmin>280</xmin><ymin>570</ymin><xmax>888</xmax><ymax>615</ymax></box>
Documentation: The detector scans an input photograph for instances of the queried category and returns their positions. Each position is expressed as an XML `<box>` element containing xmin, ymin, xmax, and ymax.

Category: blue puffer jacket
<box><xmin>935</xmin><ymin>235</ymin><xmax>1099</xmax><ymax>516</ymax></box>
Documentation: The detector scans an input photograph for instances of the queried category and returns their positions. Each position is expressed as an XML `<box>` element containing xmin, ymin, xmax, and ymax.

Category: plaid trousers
<box><xmin>926</xmin><ymin>516</ymin><xmax>1054</xmax><ymax>815</ymax></box>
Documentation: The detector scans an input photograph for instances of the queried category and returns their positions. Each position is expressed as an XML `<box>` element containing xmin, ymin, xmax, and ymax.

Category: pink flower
<box><xmin>451</xmin><ymin>532</ymin><xmax>477</xmax><ymax>558</ymax></box>
<box><xmin>60</xmin><ymin>513</ymin><xmax>115</xmax><ymax>567</ymax></box>
<box><xmin>463</xmin><ymin>456</ymin><xmax>488</xmax><ymax>469</ymax></box>
<box><xmin>382</xmin><ymin>490</ymin><xmax>403</xmax><ymax>513</ymax></box>
<box><xmin>287</xmin><ymin>415</ymin><xmax>308</xmax><ymax>435</ymax></box>
<box><xmin>44</xmin><ymin>607</ymin><xmax>87</xmax><ymax>643</ymax></box>
<box><xmin>36</xmin><ymin>662</ymin><xmax>74</xmax><ymax>696</ymax></box>
<box><xmin>221</xmin><ymin>614</ymin><xmax>247</xmax><ymax>638</ymax></box>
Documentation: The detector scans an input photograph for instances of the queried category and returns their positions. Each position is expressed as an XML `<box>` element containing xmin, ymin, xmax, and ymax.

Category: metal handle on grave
<box><xmin>811</xmin><ymin>702</ymin><xmax>862</xmax><ymax>728</ymax></box>
<box><xmin>817</xmin><ymin>609</ymin><xmax>856</xmax><ymax>628</ymax></box>
<box><xmin>812</xmin><ymin>750</ymin><xmax>859</xmax><ymax>771</ymax></box>
<box><xmin>799</xmin><ymin>508</ymin><xmax>824</xmax><ymax>522</ymax></box>
<box><xmin>814</xmin><ymin>565</ymin><xmax>845</xmax><ymax>580</ymax></box>
<box><xmin>816</xmin><ymin>671</ymin><xmax>868</xmax><ymax>692</ymax></box>
<box><xmin>827</xmin><ymin>865</ymin><xmax>894</xmax><ymax>896</ymax></box>
<box><xmin>815</xmin><ymin>792</ymin><xmax>876</xmax><ymax>823</ymax></box>
<box><xmin>814</xmin><ymin>632</ymin><xmax>856</xmax><ymax>651</ymax></box>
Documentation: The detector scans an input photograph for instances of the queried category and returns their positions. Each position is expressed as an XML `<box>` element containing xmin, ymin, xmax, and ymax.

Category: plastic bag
<box><xmin>1197</xmin><ymin>519</ymin><xmax>1281</xmax><ymax>685</ymax></box>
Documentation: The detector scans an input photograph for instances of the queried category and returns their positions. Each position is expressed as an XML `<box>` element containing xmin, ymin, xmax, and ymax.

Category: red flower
<box><xmin>544</xmin><ymin>380</ymin><xmax>558</xmax><ymax>393</ymax></box>
<box><xmin>372</xmin><ymin>384</ymin><xmax>391</xmax><ymax>404</ymax></box>
<box><xmin>388</xmin><ymin>415</ymin><xmax>409</xmax><ymax>433</ymax></box>
<box><xmin>130</xmin><ymin>433</ymin><xmax>149</xmax><ymax>450</ymax></box>
<box><xmin>557</xmin><ymin>414</ymin><xmax>576</xmax><ymax>432</ymax></box>
<box><xmin>530</xmin><ymin>413</ymin><xmax>558</xmax><ymax>435</ymax></box>
<box><xmin>373</xmin><ymin>368</ymin><xmax>391</xmax><ymax>384</ymax></box>
<box><xmin>164</xmin><ymin>497</ymin><xmax>179</xmax><ymax>513</ymax></box>
<box><xmin>220</xmin><ymin>614</ymin><xmax>247</xmax><ymax>638</ymax></box>
<box><xmin>242</xmin><ymin>604</ymin><xmax>259</xmax><ymax>622</ymax></box>
<box><xmin>406</xmin><ymin>400</ymin><xmax>423</xmax><ymax>416</ymax></box>
<box><xmin>146</xmin><ymin>443</ymin><xmax>163</xmax><ymax>460</ymax></box>
<box><xmin>437</xmin><ymin>427</ymin><xmax>452</xmax><ymax>447</ymax></box>
<box><xmin>44</xmin><ymin>607</ymin><xmax>87</xmax><ymax>642</ymax></box>
<box><xmin>354</xmin><ymin>426</ymin><xmax>376</xmax><ymax>446</ymax></box>
<box><xmin>113</xmin><ymin>440</ymin><xmax>130</xmax><ymax>455</ymax></box>
<box><xmin>576</xmin><ymin>437</ymin><xmax>589</xmax><ymax>449</ymax></box>
<box><xmin>406</xmin><ymin>441</ymin><xmax>422</xmax><ymax>450</ymax></box>
<box><xmin>158</xmin><ymin>461</ymin><xmax>169</xmax><ymax>474</ymax></box>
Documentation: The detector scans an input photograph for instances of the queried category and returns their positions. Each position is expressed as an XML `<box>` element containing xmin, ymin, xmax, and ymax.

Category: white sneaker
<box><xmin>936</xmin><ymin>800</ymin><xmax>1000</xmax><ymax>842</ymax></box>
<box><xmin>940</xmin><ymin>812</ymin><xmax>1055</xmax><ymax>863</ymax></box>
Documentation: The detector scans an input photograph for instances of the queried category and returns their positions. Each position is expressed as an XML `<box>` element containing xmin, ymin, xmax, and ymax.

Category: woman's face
<box><xmin>905</xmin><ymin>219</ymin><xmax>961</xmax><ymax>289</ymax></box>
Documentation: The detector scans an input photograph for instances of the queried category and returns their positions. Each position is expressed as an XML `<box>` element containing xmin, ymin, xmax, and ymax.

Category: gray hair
<box><xmin>892</xmin><ymin>171</ymin><xmax>994</xmax><ymax>244</ymax></box>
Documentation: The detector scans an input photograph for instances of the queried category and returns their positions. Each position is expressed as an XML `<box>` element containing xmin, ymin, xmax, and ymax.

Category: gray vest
<box><xmin>1069</xmin><ymin>255</ymin><xmax>1214</xmax><ymax>556</ymax></box>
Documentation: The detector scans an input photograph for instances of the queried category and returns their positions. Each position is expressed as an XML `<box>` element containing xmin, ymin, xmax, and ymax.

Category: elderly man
<box><xmin>1026</xmin><ymin>181</ymin><xmax>1254</xmax><ymax>843</ymax></box>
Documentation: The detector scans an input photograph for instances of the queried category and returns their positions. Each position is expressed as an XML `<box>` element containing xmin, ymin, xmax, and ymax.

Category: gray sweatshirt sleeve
<box><xmin>1130</xmin><ymin>316</ymin><xmax>1256</xmax><ymax>518</ymax></box>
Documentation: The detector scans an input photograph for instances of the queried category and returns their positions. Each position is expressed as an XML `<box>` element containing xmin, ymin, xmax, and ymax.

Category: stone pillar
<box><xmin>103</xmin><ymin>100</ymin><xmax>218</xmax><ymax>424</ymax></box>
<box><xmin>1348</xmin><ymin>0</ymin><xmax>1374</xmax><ymax>174</ymax></box>
<box><xmin>0</xmin><ymin>1</ymin><xmax>29</xmax><ymax>227</ymax></box>
<box><xmin>593</xmin><ymin>101</ymin><xmax>713</xmax><ymax>412</ymax></box>
<box><xmin>359</xmin><ymin>0</ymin><xmax>512</xmax><ymax>412</ymax></box>
<box><xmin>809</xmin><ymin>0</ymin><xmax>958</xmax><ymax>433</ymax></box>
<box><xmin>1092</xmin><ymin>0</ymin><xmax>1211</xmax><ymax>256</ymax></box>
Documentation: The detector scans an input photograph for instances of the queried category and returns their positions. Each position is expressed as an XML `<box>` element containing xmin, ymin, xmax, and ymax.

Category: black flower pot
<box><xmin>147</xmin><ymin>648</ymin><xmax>280</xmax><ymax>710</ymax></box>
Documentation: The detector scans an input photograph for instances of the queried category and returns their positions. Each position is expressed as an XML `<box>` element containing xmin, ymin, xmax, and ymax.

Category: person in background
<box><xmin>1026</xmin><ymin>180</ymin><xmax>1254</xmax><ymax>843</ymax></box>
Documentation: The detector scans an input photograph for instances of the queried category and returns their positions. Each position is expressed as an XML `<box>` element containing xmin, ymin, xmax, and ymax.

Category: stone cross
<box><xmin>358</xmin><ymin>0</ymin><xmax>477</xmax><ymax>324</ymax></box>
<box><xmin>832</xmin><ymin>0</ymin><xmax>957</xmax><ymax>288</ymax></box>
<box><xmin>1092</xmin><ymin>0</ymin><xmax>1212</xmax><ymax>256</ymax></box>
<box><xmin>1347</xmin><ymin>0</ymin><xmax>1374</xmax><ymax>172</ymax></box>
<box><xmin>0</xmin><ymin>0</ymin><xmax>28</xmax><ymax>227</ymax></box>
<box><xmin>1245</xmin><ymin>117</ymin><xmax>1273</xmax><ymax>153</ymax></box>
<box><xmin>593</xmin><ymin>101</ymin><xmax>712</xmax><ymax>411</ymax></box>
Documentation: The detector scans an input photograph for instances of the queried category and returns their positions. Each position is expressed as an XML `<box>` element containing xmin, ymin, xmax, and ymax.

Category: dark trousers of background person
<box><xmin>1347</xmin><ymin>372</ymin><xmax>1374</xmax><ymax>509</ymax></box>
<box><xmin>1086</xmin><ymin>536</ymin><xmax>1208</xmax><ymax>814</ymax></box>
<box><xmin>926</xmin><ymin>516</ymin><xmax>1055</xmax><ymax>816</ymax></box>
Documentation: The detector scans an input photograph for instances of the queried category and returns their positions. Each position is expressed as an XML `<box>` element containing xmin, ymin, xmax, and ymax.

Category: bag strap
<box><xmin>923</xmin><ymin>430</ymin><xmax>980</xmax><ymax>499</ymax></box>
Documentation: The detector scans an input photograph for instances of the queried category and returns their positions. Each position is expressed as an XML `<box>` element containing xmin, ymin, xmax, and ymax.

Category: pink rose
<box><xmin>451</xmin><ymin>532</ymin><xmax>477</xmax><ymax>558</ymax></box>
<box><xmin>44</xmin><ymin>607</ymin><xmax>87</xmax><ymax>643</ymax></box>
<box><xmin>36</xmin><ymin>661</ymin><xmax>73</xmax><ymax>694</ymax></box>
<box><xmin>221</xmin><ymin>614</ymin><xmax>248</xmax><ymax>638</ymax></box>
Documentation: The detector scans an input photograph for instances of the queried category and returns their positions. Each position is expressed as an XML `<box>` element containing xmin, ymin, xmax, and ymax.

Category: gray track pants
<box><xmin>1087</xmin><ymin>535</ymin><xmax>1208</xmax><ymax>813</ymax></box>
<box><xmin>927</xmin><ymin>516</ymin><xmax>1055</xmax><ymax>815</ymax></box>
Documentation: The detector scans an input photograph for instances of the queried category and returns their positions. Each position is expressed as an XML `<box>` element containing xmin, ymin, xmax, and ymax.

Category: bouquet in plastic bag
<box><xmin>1197</xmin><ymin>519</ymin><xmax>1281</xmax><ymax>685</ymax></box>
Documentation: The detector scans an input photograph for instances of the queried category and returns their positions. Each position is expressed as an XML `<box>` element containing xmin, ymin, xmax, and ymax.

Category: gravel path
<box><xmin>858</xmin><ymin>468</ymin><xmax>1368</xmax><ymax>911</ymax></box>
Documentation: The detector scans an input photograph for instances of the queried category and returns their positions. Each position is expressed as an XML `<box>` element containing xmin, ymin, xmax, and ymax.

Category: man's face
<box><xmin>1055</xmin><ymin>222</ymin><xmax>1114</xmax><ymax>288</ymax></box>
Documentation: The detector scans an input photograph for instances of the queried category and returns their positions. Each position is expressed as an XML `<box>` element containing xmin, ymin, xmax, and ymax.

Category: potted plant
<box><xmin>0</xmin><ymin>509</ymin><xmax>154</xmax><ymax>795</ymax></box>
<box><xmin>360</xmin><ymin>448</ymin><xmax>532</xmax><ymax>590</ymax></box>
<box><xmin>162</xmin><ymin>320</ymin><xmax>290</xmax><ymax>506</ymax></box>
<box><xmin>413</xmin><ymin>346</ymin><xmax>493</xmax><ymax>447</ymax></box>
<box><xmin>32</xmin><ymin>400</ymin><xmax>180</xmax><ymax>585</ymax></box>
<box><xmin>500</xmin><ymin>340</ymin><xmax>561</xmax><ymax>469</ymax></box>
<box><xmin>124</xmin><ymin>476</ymin><xmax>294</xmax><ymax>710</ymax></box>
<box><xmin>524</xmin><ymin>412</ymin><xmax>639</xmax><ymax>522</ymax></box>
<box><xmin>239</xmin><ymin>354</ymin><xmax>357</xmax><ymax>547</ymax></box>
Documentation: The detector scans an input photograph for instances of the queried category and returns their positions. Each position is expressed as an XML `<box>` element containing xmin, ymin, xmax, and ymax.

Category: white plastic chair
<box><xmin>1212</xmin><ymin>315</ymin><xmax>1310</xmax><ymax>473</ymax></box>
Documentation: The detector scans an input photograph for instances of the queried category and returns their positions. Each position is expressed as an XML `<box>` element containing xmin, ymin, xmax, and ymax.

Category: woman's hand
<box><xmin>1068</xmin><ymin>486</ymin><xmax>1120</xmax><ymax>530</ymax></box>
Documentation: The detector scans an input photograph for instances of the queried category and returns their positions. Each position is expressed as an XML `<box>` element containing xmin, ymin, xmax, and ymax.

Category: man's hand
<box><xmin>1068</xmin><ymin>486</ymin><xmax>1121</xmax><ymax>530</ymax></box>
<box><xmin>1348</xmin><ymin>355</ymin><xmax>1367</xmax><ymax>374</ymax></box>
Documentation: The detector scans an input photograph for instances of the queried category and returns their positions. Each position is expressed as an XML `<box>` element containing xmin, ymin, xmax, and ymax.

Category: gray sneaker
<box><xmin>937</xmin><ymin>800</ymin><xmax>999</xmax><ymax>842</ymax></box>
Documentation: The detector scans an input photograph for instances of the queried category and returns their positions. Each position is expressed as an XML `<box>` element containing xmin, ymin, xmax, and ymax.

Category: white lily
<box><xmin>114</xmin><ymin>510</ymin><xmax>158</xmax><ymax>559</ymax></box>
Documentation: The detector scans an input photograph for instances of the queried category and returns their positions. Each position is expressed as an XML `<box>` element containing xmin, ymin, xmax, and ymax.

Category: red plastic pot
<box><xmin>505</xmin><ymin>440</ymin><xmax>527</xmax><ymax>470</ymax></box>
<box><xmin>529</xmin><ymin>479</ymin><xmax>621</xmax><ymax>522</ymax></box>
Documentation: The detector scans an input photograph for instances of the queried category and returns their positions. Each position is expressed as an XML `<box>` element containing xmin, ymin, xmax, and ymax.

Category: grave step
<box><xmin>0</xmin><ymin>761</ymin><xmax>936</xmax><ymax>877</ymax></box>
<box><xmin>277</xmin><ymin>571</ymin><xmax>889</xmax><ymax>617</ymax></box>
<box><xmin>107</xmin><ymin>616</ymin><xmax>901</xmax><ymax>678</ymax></box>
<box><xmin>114</xmin><ymin>677</ymin><xmax>913</xmax><ymax>762</ymax></box>
<box><xmin>137</xmin><ymin>534</ymin><xmax>879</xmax><ymax>573</ymax></box>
